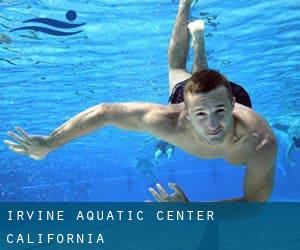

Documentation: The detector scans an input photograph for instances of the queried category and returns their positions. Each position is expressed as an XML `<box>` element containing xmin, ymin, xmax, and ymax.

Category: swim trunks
<box><xmin>168</xmin><ymin>79</ymin><xmax>252</xmax><ymax>108</ymax></box>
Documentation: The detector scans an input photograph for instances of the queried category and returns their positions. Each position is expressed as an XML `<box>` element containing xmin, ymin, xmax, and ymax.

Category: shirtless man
<box><xmin>4</xmin><ymin>0</ymin><xmax>277</xmax><ymax>202</ymax></box>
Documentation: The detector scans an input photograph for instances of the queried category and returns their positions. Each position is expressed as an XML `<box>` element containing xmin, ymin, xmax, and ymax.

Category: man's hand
<box><xmin>148</xmin><ymin>183</ymin><xmax>189</xmax><ymax>202</ymax></box>
<box><xmin>4</xmin><ymin>127</ymin><xmax>51</xmax><ymax>160</ymax></box>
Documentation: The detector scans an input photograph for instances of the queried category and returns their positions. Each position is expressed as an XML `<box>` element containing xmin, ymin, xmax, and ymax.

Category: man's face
<box><xmin>185</xmin><ymin>86</ymin><xmax>234</xmax><ymax>145</ymax></box>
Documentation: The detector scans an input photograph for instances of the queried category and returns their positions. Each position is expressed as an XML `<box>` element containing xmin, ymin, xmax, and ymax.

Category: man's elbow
<box><xmin>95</xmin><ymin>103</ymin><xmax>113</xmax><ymax>124</ymax></box>
<box><xmin>77</xmin><ymin>103</ymin><xmax>112</xmax><ymax>129</ymax></box>
<box><xmin>257</xmin><ymin>133</ymin><xmax>277</xmax><ymax>152</ymax></box>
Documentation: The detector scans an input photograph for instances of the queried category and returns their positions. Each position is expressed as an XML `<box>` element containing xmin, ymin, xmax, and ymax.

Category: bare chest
<box><xmin>174</xmin><ymin>134</ymin><xmax>253</xmax><ymax>165</ymax></box>
<box><xmin>223</xmin><ymin>139</ymin><xmax>252</xmax><ymax>166</ymax></box>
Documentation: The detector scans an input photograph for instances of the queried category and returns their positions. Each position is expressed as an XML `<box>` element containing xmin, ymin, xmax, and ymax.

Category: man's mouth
<box><xmin>207</xmin><ymin>127</ymin><xmax>222</xmax><ymax>135</ymax></box>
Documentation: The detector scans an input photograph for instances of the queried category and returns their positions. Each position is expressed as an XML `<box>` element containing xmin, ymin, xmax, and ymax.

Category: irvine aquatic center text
<box><xmin>7</xmin><ymin>209</ymin><xmax>214</xmax><ymax>221</ymax></box>
<box><xmin>4</xmin><ymin>209</ymin><xmax>215</xmax><ymax>245</ymax></box>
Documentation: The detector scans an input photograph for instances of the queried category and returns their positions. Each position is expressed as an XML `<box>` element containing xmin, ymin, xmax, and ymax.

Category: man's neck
<box><xmin>222</xmin><ymin>116</ymin><xmax>237</xmax><ymax>146</ymax></box>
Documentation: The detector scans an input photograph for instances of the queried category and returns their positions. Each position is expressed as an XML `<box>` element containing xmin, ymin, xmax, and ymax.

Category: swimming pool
<box><xmin>0</xmin><ymin>0</ymin><xmax>299</xmax><ymax>201</ymax></box>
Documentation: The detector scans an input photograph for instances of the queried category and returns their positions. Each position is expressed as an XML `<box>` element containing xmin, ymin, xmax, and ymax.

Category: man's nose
<box><xmin>208</xmin><ymin>116</ymin><xmax>219</xmax><ymax>129</ymax></box>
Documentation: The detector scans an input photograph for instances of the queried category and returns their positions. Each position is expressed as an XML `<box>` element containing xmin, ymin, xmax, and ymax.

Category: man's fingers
<box><xmin>9</xmin><ymin>144</ymin><xmax>26</xmax><ymax>151</ymax></box>
<box><xmin>168</xmin><ymin>183</ymin><xmax>186</xmax><ymax>198</ymax></box>
<box><xmin>156</xmin><ymin>183</ymin><xmax>168</xmax><ymax>199</ymax></box>
<box><xmin>4</xmin><ymin>140</ymin><xmax>27</xmax><ymax>153</ymax></box>
<box><xmin>12</xmin><ymin>148</ymin><xmax>26</xmax><ymax>155</ymax></box>
<box><xmin>7</xmin><ymin>131</ymin><xmax>28</xmax><ymax>145</ymax></box>
<box><xmin>4</xmin><ymin>139</ymin><xmax>16</xmax><ymax>147</ymax></box>
<box><xmin>148</xmin><ymin>187</ymin><xmax>161</xmax><ymax>202</ymax></box>
<box><xmin>4</xmin><ymin>140</ymin><xmax>27</xmax><ymax>150</ymax></box>
<box><xmin>4</xmin><ymin>140</ymin><xmax>23</xmax><ymax>148</ymax></box>
<box><xmin>9</xmin><ymin>146</ymin><xmax>27</xmax><ymax>155</ymax></box>
<box><xmin>15</xmin><ymin>127</ymin><xmax>30</xmax><ymax>140</ymax></box>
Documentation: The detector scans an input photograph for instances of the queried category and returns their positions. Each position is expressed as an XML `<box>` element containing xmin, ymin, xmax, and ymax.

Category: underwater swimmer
<box><xmin>4</xmin><ymin>0</ymin><xmax>277</xmax><ymax>202</ymax></box>
<box><xmin>135</xmin><ymin>158</ymin><xmax>158</xmax><ymax>186</ymax></box>
<box><xmin>154</xmin><ymin>0</ymin><xmax>251</xmax><ymax>164</ymax></box>
<box><xmin>154</xmin><ymin>140</ymin><xmax>175</xmax><ymax>163</ymax></box>
<box><xmin>137</xmin><ymin>136</ymin><xmax>175</xmax><ymax>164</ymax></box>
<box><xmin>273</xmin><ymin>120</ymin><xmax>300</xmax><ymax>168</ymax></box>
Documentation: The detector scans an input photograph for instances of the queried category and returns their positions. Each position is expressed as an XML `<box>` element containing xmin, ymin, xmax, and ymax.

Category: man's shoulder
<box><xmin>229</xmin><ymin>104</ymin><xmax>276</xmax><ymax>166</ymax></box>
<box><xmin>146</xmin><ymin>103</ymin><xmax>185</xmax><ymax>130</ymax></box>
<box><xmin>142</xmin><ymin>103</ymin><xmax>188</xmax><ymax>144</ymax></box>
<box><xmin>233</xmin><ymin>103</ymin><xmax>275</xmax><ymax>145</ymax></box>
<box><xmin>234</xmin><ymin>104</ymin><xmax>269</xmax><ymax>130</ymax></box>
<box><xmin>150</xmin><ymin>103</ymin><xmax>183</xmax><ymax>118</ymax></box>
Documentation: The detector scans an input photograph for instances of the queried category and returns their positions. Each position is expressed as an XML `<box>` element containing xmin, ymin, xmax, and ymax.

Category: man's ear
<box><xmin>231</xmin><ymin>97</ymin><xmax>236</xmax><ymax>108</ymax></box>
<box><xmin>184</xmin><ymin>105</ymin><xmax>190</xmax><ymax>120</ymax></box>
<box><xmin>186</xmin><ymin>113</ymin><xmax>191</xmax><ymax>121</ymax></box>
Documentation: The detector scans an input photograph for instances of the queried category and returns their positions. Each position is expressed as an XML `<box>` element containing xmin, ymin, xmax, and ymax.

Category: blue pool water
<box><xmin>0</xmin><ymin>0</ymin><xmax>299</xmax><ymax>201</ymax></box>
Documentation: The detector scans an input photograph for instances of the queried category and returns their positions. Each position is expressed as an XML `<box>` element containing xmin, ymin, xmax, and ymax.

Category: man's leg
<box><xmin>188</xmin><ymin>20</ymin><xmax>208</xmax><ymax>73</ymax></box>
<box><xmin>168</xmin><ymin>0</ymin><xmax>192</xmax><ymax>95</ymax></box>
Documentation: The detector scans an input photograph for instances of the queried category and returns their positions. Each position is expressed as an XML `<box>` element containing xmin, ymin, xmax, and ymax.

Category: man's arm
<box><xmin>5</xmin><ymin>103</ymin><xmax>178</xmax><ymax>159</ymax></box>
<box><xmin>48</xmin><ymin>103</ymin><xmax>174</xmax><ymax>147</ymax></box>
<box><xmin>216</xmin><ymin>134</ymin><xmax>277</xmax><ymax>202</ymax></box>
<box><xmin>242</xmin><ymin>135</ymin><xmax>277</xmax><ymax>202</ymax></box>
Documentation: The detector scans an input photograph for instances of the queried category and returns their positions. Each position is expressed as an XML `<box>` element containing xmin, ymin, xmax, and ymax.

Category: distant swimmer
<box><xmin>4</xmin><ymin>0</ymin><xmax>277</xmax><ymax>202</ymax></box>
<box><xmin>135</xmin><ymin>158</ymin><xmax>158</xmax><ymax>187</ymax></box>
<box><xmin>273</xmin><ymin>120</ymin><xmax>300</xmax><ymax>168</ymax></box>
<box><xmin>135</xmin><ymin>137</ymin><xmax>161</xmax><ymax>186</ymax></box>
<box><xmin>273</xmin><ymin>128</ymin><xmax>290</xmax><ymax>176</ymax></box>
<box><xmin>137</xmin><ymin>136</ymin><xmax>174</xmax><ymax>165</ymax></box>
<box><xmin>154</xmin><ymin>140</ymin><xmax>175</xmax><ymax>164</ymax></box>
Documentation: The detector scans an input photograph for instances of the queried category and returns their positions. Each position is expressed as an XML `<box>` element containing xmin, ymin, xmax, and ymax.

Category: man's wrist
<box><xmin>45</xmin><ymin>135</ymin><xmax>56</xmax><ymax>151</ymax></box>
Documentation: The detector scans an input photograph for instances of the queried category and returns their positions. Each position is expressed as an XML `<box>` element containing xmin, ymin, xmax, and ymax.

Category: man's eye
<box><xmin>196</xmin><ymin>112</ymin><xmax>206</xmax><ymax>116</ymax></box>
<box><xmin>216</xmin><ymin>109</ymin><xmax>225</xmax><ymax>114</ymax></box>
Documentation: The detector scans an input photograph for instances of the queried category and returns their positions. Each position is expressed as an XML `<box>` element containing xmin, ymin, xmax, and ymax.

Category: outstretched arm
<box><xmin>4</xmin><ymin>103</ymin><xmax>178</xmax><ymax>160</ymax></box>
<box><xmin>223</xmin><ymin>135</ymin><xmax>277</xmax><ymax>202</ymax></box>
